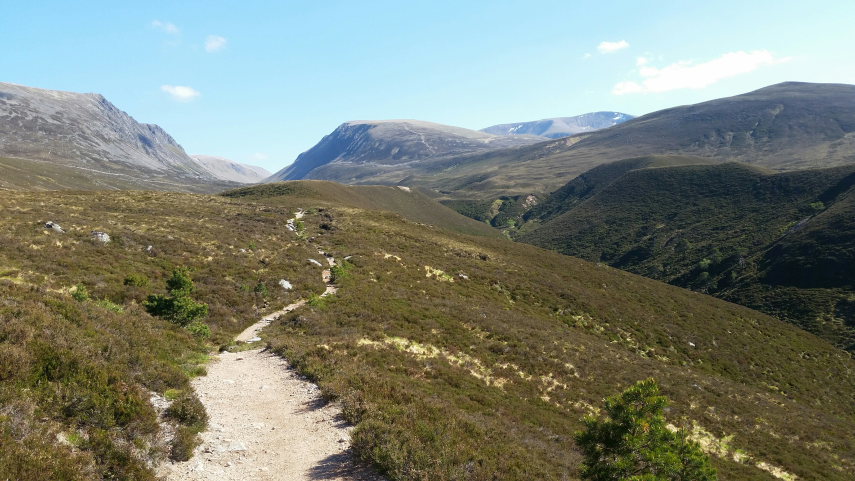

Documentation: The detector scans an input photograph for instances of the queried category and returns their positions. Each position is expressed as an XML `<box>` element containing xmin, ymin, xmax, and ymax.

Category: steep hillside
<box><xmin>362</xmin><ymin>82</ymin><xmax>855</xmax><ymax>199</ymax></box>
<box><xmin>191</xmin><ymin>155</ymin><xmax>270</xmax><ymax>184</ymax></box>
<box><xmin>266</xmin><ymin>120</ymin><xmax>545</xmax><ymax>183</ymax></box>
<box><xmin>519</xmin><ymin>161</ymin><xmax>855</xmax><ymax>351</ymax></box>
<box><xmin>443</xmin><ymin>156</ymin><xmax>714</xmax><ymax>230</ymax></box>
<box><xmin>1</xmin><ymin>185</ymin><xmax>854</xmax><ymax>480</ymax></box>
<box><xmin>481</xmin><ymin>111</ymin><xmax>633</xmax><ymax>138</ymax></box>
<box><xmin>0</xmin><ymin>82</ymin><xmax>229</xmax><ymax>191</ymax></box>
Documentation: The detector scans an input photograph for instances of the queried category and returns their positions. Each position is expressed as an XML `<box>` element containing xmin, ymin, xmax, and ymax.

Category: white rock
<box><xmin>278</xmin><ymin>279</ymin><xmax>293</xmax><ymax>290</ymax></box>
<box><xmin>228</xmin><ymin>441</ymin><xmax>248</xmax><ymax>452</ymax></box>
<box><xmin>91</xmin><ymin>231</ymin><xmax>110</xmax><ymax>243</ymax></box>
<box><xmin>308</xmin><ymin>259</ymin><xmax>323</xmax><ymax>267</ymax></box>
<box><xmin>247</xmin><ymin>336</ymin><xmax>262</xmax><ymax>343</ymax></box>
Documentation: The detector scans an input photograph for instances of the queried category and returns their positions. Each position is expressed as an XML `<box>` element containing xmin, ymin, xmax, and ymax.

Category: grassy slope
<box><xmin>223</xmin><ymin>180</ymin><xmax>502</xmax><ymax>238</ymax></box>
<box><xmin>726</xmin><ymin>186</ymin><xmax>855</xmax><ymax>350</ymax></box>
<box><xmin>0</xmin><ymin>156</ymin><xmax>237</xmax><ymax>193</ymax></box>
<box><xmin>519</xmin><ymin>162</ymin><xmax>855</xmax><ymax>351</ymax></box>
<box><xmin>232</xmin><ymin>185</ymin><xmax>855</xmax><ymax>481</ymax></box>
<box><xmin>3</xmin><ymin>185</ymin><xmax>855</xmax><ymax>480</ymax></box>
<box><xmin>441</xmin><ymin>156</ymin><xmax>716</xmax><ymax>232</ymax></box>
<box><xmin>0</xmin><ymin>190</ymin><xmax>320</xmax><ymax>479</ymax></box>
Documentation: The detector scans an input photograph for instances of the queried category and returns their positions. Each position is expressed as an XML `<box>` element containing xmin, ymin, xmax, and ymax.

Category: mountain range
<box><xmin>480</xmin><ymin>111</ymin><xmax>633</xmax><ymax>138</ymax></box>
<box><xmin>272</xmin><ymin>82</ymin><xmax>855</xmax><ymax>199</ymax></box>
<box><xmin>0</xmin><ymin>82</ymin><xmax>267</xmax><ymax>191</ymax></box>
<box><xmin>265</xmin><ymin>119</ymin><xmax>546</xmax><ymax>183</ymax></box>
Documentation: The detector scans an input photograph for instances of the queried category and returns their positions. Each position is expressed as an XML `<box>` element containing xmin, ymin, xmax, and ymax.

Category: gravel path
<box><xmin>160</xmin><ymin>242</ymin><xmax>381</xmax><ymax>481</ymax></box>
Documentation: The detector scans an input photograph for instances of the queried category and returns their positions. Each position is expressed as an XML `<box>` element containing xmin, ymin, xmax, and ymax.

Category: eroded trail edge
<box><xmin>160</xmin><ymin>215</ymin><xmax>380</xmax><ymax>481</ymax></box>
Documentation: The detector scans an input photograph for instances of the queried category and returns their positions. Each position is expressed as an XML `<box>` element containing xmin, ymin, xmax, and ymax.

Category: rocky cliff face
<box><xmin>0</xmin><ymin>82</ymin><xmax>211</xmax><ymax>179</ymax></box>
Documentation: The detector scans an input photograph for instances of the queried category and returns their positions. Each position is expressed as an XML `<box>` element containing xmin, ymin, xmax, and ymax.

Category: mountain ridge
<box><xmin>276</xmin><ymin>82</ymin><xmax>855</xmax><ymax>199</ymax></box>
<box><xmin>481</xmin><ymin>111</ymin><xmax>634</xmax><ymax>138</ymax></box>
<box><xmin>266</xmin><ymin>119</ymin><xmax>547</xmax><ymax>183</ymax></box>
<box><xmin>0</xmin><ymin>82</ymin><xmax>231</xmax><ymax>191</ymax></box>
<box><xmin>190</xmin><ymin>155</ymin><xmax>270</xmax><ymax>184</ymax></box>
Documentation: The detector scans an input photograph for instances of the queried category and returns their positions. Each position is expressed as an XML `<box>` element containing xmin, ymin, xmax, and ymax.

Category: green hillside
<box><xmin>0</xmin><ymin>156</ymin><xmax>236</xmax><ymax>193</ymax></box>
<box><xmin>1</xmin><ymin>185</ymin><xmax>854</xmax><ymax>480</ymax></box>
<box><xmin>224</xmin><ymin>180</ymin><xmax>502</xmax><ymax>238</ymax></box>
<box><xmin>519</xmin><ymin>161</ymin><xmax>855</xmax><ymax>351</ymax></box>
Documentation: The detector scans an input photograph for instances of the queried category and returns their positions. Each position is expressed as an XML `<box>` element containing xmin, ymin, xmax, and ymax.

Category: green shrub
<box><xmin>71</xmin><ymin>284</ymin><xmax>89</xmax><ymax>302</ymax></box>
<box><xmin>163</xmin><ymin>389</ymin><xmax>182</xmax><ymax>401</ymax></box>
<box><xmin>575</xmin><ymin>379</ymin><xmax>717</xmax><ymax>480</ymax></box>
<box><xmin>330</xmin><ymin>261</ymin><xmax>353</xmax><ymax>283</ymax></box>
<box><xmin>170</xmin><ymin>426</ymin><xmax>200</xmax><ymax>462</ymax></box>
<box><xmin>253</xmin><ymin>281</ymin><xmax>269</xmax><ymax>297</ymax></box>
<box><xmin>123</xmin><ymin>273</ymin><xmax>149</xmax><ymax>287</ymax></box>
<box><xmin>165</xmin><ymin>393</ymin><xmax>208</xmax><ymax>431</ymax></box>
<box><xmin>186</xmin><ymin>320</ymin><xmax>211</xmax><ymax>339</ymax></box>
<box><xmin>95</xmin><ymin>299</ymin><xmax>124</xmax><ymax>313</ymax></box>
<box><xmin>145</xmin><ymin>268</ymin><xmax>209</xmax><ymax>327</ymax></box>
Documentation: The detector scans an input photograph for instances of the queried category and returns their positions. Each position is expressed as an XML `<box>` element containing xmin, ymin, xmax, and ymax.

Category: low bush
<box><xmin>165</xmin><ymin>392</ymin><xmax>208</xmax><ymax>431</ymax></box>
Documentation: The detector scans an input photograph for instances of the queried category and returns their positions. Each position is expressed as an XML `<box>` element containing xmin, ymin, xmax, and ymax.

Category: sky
<box><xmin>3</xmin><ymin>1</ymin><xmax>854</xmax><ymax>172</ymax></box>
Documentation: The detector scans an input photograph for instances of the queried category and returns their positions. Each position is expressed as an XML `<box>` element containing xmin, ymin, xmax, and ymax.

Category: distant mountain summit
<box><xmin>0</xmin><ymin>82</ymin><xmax>227</xmax><ymax>191</ymax></box>
<box><xmin>267</xmin><ymin>119</ymin><xmax>545</xmax><ymax>182</ymax></box>
<box><xmin>481</xmin><ymin>111</ymin><xmax>634</xmax><ymax>139</ymax></box>
<box><xmin>191</xmin><ymin>155</ymin><xmax>270</xmax><ymax>184</ymax></box>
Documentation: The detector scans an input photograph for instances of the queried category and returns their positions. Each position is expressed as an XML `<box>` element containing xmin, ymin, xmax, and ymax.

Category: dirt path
<box><xmin>160</xmin><ymin>234</ymin><xmax>381</xmax><ymax>480</ymax></box>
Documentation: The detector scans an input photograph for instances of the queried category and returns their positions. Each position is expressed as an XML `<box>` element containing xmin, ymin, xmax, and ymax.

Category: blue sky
<box><xmin>4</xmin><ymin>1</ymin><xmax>854</xmax><ymax>172</ymax></box>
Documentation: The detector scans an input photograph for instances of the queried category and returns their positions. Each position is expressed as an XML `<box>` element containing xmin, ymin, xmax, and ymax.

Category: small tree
<box><xmin>575</xmin><ymin>378</ymin><xmax>717</xmax><ymax>481</ymax></box>
<box><xmin>145</xmin><ymin>268</ymin><xmax>209</xmax><ymax>327</ymax></box>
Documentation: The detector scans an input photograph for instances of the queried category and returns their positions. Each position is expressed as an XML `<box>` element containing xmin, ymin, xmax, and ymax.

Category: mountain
<box><xmin>323</xmin><ymin>82</ymin><xmax>855</xmax><ymax>199</ymax></box>
<box><xmin>191</xmin><ymin>155</ymin><xmax>270</xmax><ymax>184</ymax></box>
<box><xmin>0</xmin><ymin>82</ymin><xmax>230</xmax><ymax>192</ymax></box>
<box><xmin>517</xmin><ymin>159</ymin><xmax>855</xmax><ymax>351</ymax></box>
<box><xmin>481</xmin><ymin>111</ymin><xmax>634</xmax><ymax>138</ymax></box>
<box><xmin>265</xmin><ymin>119</ymin><xmax>546</xmax><ymax>183</ymax></box>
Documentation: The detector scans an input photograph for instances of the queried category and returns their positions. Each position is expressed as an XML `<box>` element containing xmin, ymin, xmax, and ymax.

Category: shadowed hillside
<box><xmin>519</xmin><ymin>161</ymin><xmax>855</xmax><ymax>351</ymax></box>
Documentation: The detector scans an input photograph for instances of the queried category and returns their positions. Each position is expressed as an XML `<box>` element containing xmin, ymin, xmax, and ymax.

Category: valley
<box><xmin>3</xmin><ymin>77</ymin><xmax>855</xmax><ymax>481</ymax></box>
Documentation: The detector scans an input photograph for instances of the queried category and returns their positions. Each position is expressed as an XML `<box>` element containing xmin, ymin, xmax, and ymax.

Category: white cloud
<box><xmin>597</xmin><ymin>40</ymin><xmax>629</xmax><ymax>54</ymax></box>
<box><xmin>613</xmin><ymin>50</ymin><xmax>789</xmax><ymax>95</ymax></box>
<box><xmin>636</xmin><ymin>56</ymin><xmax>649</xmax><ymax>66</ymax></box>
<box><xmin>205</xmin><ymin>35</ymin><xmax>227</xmax><ymax>53</ymax></box>
<box><xmin>152</xmin><ymin>20</ymin><xmax>180</xmax><ymax>35</ymax></box>
<box><xmin>252</xmin><ymin>152</ymin><xmax>269</xmax><ymax>161</ymax></box>
<box><xmin>582</xmin><ymin>52</ymin><xmax>593</xmax><ymax>60</ymax></box>
<box><xmin>161</xmin><ymin>85</ymin><xmax>200</xmax><ymax>102</ymax></box>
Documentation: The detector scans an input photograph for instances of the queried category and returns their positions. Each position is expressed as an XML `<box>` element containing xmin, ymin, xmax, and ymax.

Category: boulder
<box><xmin>91</xmin><ymin>231</ymin><xmax>110</xmax><ymax>243</ymax></box>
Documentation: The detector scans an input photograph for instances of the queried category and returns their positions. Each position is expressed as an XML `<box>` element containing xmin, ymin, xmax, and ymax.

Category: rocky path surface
<box><xmin>160</xmin><ymin>219</ymin><xmax>381</xmax><ymax>481</ymax></box>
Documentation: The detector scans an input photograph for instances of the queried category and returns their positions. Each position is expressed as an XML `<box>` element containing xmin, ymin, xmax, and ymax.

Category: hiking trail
<box><xmin>160</xmin><ymin>212</ymin><xmax>381</xmax><ymax>481</ymax></box>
